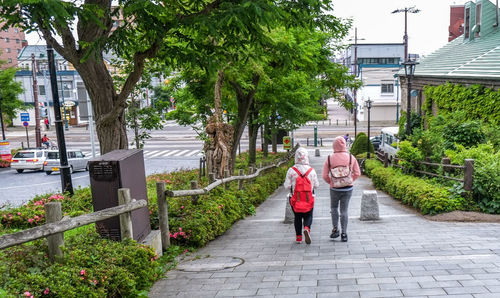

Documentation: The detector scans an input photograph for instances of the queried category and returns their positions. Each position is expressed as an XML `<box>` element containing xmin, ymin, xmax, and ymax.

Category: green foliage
<box><xmin>1</xmin><ymin>187</ymin><xmax>93</xmax><ymax>230</ymax></box>
<box><xmin>350</xmin><ymin>132</ymin><xmax>374</xmax><ymax>156</ymax></box>
<box><xmin>442</xmin><ymin>121</ymin><xmax>485</xmax><ymax>150</ymax></box>
<box><xmin>398</xmin><ymin>111</ymin><xmax>422</xmax><ymax>140</ymax></box>
<box><xmin>364</xmin><ymin>159</ymin><xmax>468</xmax><ymax>215</ymax></box>
<box><xmin>0</xmin><ymin>66</ymin><xmax>25</xmax><ymax>124</ymax></box>
<box><xmin>396</xmin><ymin>141</ymin><xmax>423</xmax><ymax>173</ymax></box>
<box><xmin>0</xmin><ymin>227</ymin><xmax>161</xmax><ymax>297</ymax></box>
<box><xmin>424</xmin><ymin>83</ymin><xmax>500</xmax><ymax>125</ymax></box>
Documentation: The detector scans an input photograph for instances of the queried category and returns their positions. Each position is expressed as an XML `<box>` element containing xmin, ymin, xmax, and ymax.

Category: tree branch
<box><xmin>178</xmin><ymin>0</ymin><xmax>222</xmax><ymax>20</ymax></box>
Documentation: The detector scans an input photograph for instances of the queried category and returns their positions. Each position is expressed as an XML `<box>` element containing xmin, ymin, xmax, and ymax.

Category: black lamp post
<box><xmin>0</xmin><ymin>83</ymin><xmax>5</xmax><ymax>141</ymax></box>
<box><xmin>403</xmin><ymin>60</ymin><xmax>418</xmax><ymax>137</ymax></box>
<box><xmin>365</xmin><ymin>98</ymin><xmax>372</xmax><ymax>159</ymax></box>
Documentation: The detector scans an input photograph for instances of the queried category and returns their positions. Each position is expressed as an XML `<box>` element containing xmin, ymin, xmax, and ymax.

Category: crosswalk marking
<box><xmin>82</xmin><ymin>149</ymin><xmax>203</xmax><ymax>159</ymax></box>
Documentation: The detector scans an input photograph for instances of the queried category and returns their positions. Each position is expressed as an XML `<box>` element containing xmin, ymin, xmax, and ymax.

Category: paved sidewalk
<box><xmin>149</xmin><ymin>154</ymin><xmax>500</xmax><ymax>298</ymax></box>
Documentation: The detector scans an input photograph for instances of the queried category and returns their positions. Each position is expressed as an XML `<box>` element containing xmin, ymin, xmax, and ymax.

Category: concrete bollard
<box><xmin>315</xmin><ymin>149</ymin><xmax>320</xmax><ymax>157</ymax></box>
<box><xmin>360</xmin><ymin>190</ymin><xmax>379</xmax><ymax>221</ymax></box>
<box><xmin>284</xmin><ymin>194</ymin><xmax>294</xmax><ymax>224</ymax></box>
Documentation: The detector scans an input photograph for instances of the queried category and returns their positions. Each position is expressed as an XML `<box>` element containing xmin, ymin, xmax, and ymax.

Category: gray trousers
<box><xmin>330</xmin><ymin>189</ymin><xmax>353</xmax><ymax>233</ymax></box>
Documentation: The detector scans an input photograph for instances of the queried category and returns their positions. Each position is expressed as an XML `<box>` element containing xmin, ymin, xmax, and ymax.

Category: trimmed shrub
<box><xmin>350</xmin><ymin>132</ymin><xmax>374</xmax><ymax>156</ymax></box>
<box><xmin>364</xmin><ymin>159</ymin><xmax>468</xmax><ymax>215</ymax></box>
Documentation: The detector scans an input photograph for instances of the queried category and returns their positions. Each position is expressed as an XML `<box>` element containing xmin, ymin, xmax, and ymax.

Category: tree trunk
<box><xmin>77</xmin><ymin>60</ymin><xmax>128</xmax><ymax>154</ymax></box>
<box><xmin>271</xmin><ymin>114</ymin><xmax>277</xmax><ymax>153</ymax></box>
<box><xmin>247</xmin><ymin>103</ymin><xmax>259</xmax><ymax>166</ymax></box>
<box><xmin>205</xmin><ymin>70</ymin><xmax>234</xmax><ymax>178</ymax></box>
<box><xmin>263</xmin><ymin>125</ymin><xmax>270</xmax><ymax>157</ymax></box>
<box><xmin>228</xmin><ymin>75</ymin><xmax>260</xmax><ymax>173</ymax></box>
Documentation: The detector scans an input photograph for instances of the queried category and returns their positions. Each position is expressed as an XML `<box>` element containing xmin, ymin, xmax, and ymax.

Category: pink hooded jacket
<box><xmin>322</xmin><ymin>136</ymin><xmax>361</xmax><ymax>188</ymax></box>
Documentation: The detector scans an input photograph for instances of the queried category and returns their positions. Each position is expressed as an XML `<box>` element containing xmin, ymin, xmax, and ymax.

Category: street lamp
<box><xmin>403</xmin><ymin>60</ymin><xmax>418</xmax><ymax>137</ymax></box>
<box><xmin>0</xmin><ymin>83</ymin><xmax>5</xmax><ymax>141</ymax></box>
<box><xmin>365</xmin><ymin>98</ymin><xmax>372</xmax><ymax>159</ymax></box>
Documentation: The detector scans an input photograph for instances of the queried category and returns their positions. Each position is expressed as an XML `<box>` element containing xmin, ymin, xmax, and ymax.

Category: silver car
<box><xmin>44</xmin><ymin>150</ymin><xmax>89</xmax><ymax>175</ymax></box>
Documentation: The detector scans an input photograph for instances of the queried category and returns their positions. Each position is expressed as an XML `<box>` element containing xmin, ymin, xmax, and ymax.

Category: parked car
<box><xmin>370</xmin><ymin>135</ymin><xmax>382</xmax><ymax>151</ymax></box>
<box><xmin>380</xmin><ymin>126</ymin><xmax>400</xmax><ymax>161</ymax></box>
<box><xmin>10</xmin><ymin>148</ymin><xmax>48</xmax><ymax>173</ymax></box>
<box><xmin>44</xmin><ymin>149</ymin><xmax>89</xmax><ymax>175</ymax></box>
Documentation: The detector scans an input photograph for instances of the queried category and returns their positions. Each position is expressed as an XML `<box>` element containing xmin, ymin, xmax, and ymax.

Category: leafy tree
<box><xmin>0</xmin><ymin>0</ymin><xmax>294</xmax><ymax>154</ymax></box>
<box><xmin>0</xmin><ymin>64</ymin><xmax>25</xmax><ymax>126</ymax></box>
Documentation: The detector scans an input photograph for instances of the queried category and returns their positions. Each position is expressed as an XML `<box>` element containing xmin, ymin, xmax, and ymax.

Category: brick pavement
<box><xmin>149</xmin><ymin>153</ymin><xmax>500</xmax><ymax>298</ymax></box>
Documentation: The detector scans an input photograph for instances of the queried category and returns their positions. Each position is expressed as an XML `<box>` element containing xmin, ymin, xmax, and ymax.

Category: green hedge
<box><xmin>351</xmin><ymin>132</ymin><xmax>374</xmax><ymax>156</ymax></box>
<box><xmin>364</xmin><ymin>159</ymin><xmax>467</xmax><ymax>215</ymax></box>
<box><xmin>0</xmin><ymin>152</ymin><xmax>291</xmax><ymax>296</ymax></box>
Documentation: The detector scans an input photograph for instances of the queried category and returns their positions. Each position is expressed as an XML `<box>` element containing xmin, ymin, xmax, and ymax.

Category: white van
<box><xmin>380</xmin><ymin>126</ymin><xmax>400</xmax><ymax>161</ymax></box>
<box><xmin>44</xmin><ymin>149</ymin><xmax>89</xmax><ymax>175</ymax></box>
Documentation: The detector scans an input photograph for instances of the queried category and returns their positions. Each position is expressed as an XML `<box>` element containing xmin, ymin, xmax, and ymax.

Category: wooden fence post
<box><xmin>442</xmin><ymin>157</ymin><xmax>450</xmax><ymax>173</ymax></box>
<box><xmin>238</xmin><ymin>169</ymin><xmax>244</xmax><ymax>190</ymax></box>
<box><xmin>383</xmin><ymin>153</ymin><xmax>389</xmax><ymax>168</ymax></box>
<box><xmin>118</xmin><ymin>188</ymin><xmax>133</xmax><ymax>240</ymax></box>
<box><xmin>224</xmin><ymin>169</ymin><xmax>230</xmax><ymax>190</ymax></box>
<box><xmin>191</xmin><ymin>180</ymin><xmax>199</xmax><ymax>203</ymax></box>
<box><xmin>45</xmin><ymin>202</ymin><xmax>64</xmax><ymax>261</ymax></box>
<box><xmin>209</xmin><ymin>173</ymin><xmax>215</xmax><ymax>184</ymax></box>
<box><xmin>464</xmin><ymin>159</ymin><xmax>474</xmax><ymax>192</ymax></box>
<box><xmin>156</xmin><ymin>182</ymin><xmax>171</xmax><ymax>250</ymax></box>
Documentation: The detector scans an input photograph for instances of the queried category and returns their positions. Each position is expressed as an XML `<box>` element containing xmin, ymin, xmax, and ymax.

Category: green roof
<box><xmin>415</xmin><ymin>1</ymin><xmax>500</xmax><ymax>80</ymax></box>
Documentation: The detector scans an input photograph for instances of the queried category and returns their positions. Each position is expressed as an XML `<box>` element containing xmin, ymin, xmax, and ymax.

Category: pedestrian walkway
<box><xmin>149</xmin><ymin>153</ymin><xmax>500</xmax><ymax>297</ymax></box>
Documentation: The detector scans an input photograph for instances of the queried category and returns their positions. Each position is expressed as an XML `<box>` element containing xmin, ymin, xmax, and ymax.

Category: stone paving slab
<box><xmin>149</xmin><ymin>154</ymin><xmax>500</xmax><ymax>297</ymax></box>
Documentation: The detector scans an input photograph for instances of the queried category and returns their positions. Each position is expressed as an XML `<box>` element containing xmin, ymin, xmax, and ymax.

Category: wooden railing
<box><xmin>0</xmin><ymin>189</ymin><xmax>144</xmax><ymax>261</ymax></box>
<box><xmin>155</xmin><ymin>144</ymin><xmax>299</xmax><ymax>250</ymax></box>
<box><xmin>375</xmin><ymin>149</ymin><xmax>474</xmax><ymax>192</ymax></box>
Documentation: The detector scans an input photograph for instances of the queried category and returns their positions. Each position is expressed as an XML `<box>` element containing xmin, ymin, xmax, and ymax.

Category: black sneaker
<box><xmin>341</xmin><ymin>233</ymin><xmax>348</xmax><ymax>242</ymax></box>
<box><xmin>330</xmin><ymin>228</ymin><xmax>340</xmax><ymax>239</ymax></box>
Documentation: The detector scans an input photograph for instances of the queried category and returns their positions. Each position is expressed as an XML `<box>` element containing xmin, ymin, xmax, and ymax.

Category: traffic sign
<box><xmin>23</xmin><ymin>121</ymin><xmax>29</xmax><ymax>127</ymax></box>
<box><xmin>20</xmin><ymin>112</ymin><xmax>30</xmax><ymax>121</ymax></box>
<box><xmin>283</xmin><ymin>136</ymin><xmax>291</xmax><ymax>150</ymax></box>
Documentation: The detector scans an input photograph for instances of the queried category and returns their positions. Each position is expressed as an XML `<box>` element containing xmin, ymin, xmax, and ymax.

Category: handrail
<box><xmin>0</xmin><ymin>197</ymin><xmax>146</xmax><ymax>250</ymax></box>
<box><xmin>165</xmin><ymin>144</ymin><xmax>299</xmax><ymax>197</ymax></box>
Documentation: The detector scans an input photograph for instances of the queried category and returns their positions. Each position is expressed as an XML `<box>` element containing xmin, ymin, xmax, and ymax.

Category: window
<box><xmin>14</xmin><ymin>28</ymin><xmax>18</xmax><ymax>33</ymax></box>
<box><xmin>58</xmin><ymin>81</ymin><xmax>73</xmax><ymax>98</ymax></box>
<box><xmin>68</xmin><ymin>152</ymin><xmax>76</xmax><ymax>158</ymax></box>
<box><xmin>39</xmin><ymin>85</ymin><xmax>46</xmax><ymax>96</ymax></box>
<box><xmin>5</xmin><ymin>48</ymin><xmax>10</xmax><ymax>53</ymax></box>
<box><xmin>75</xmin><ymin>151</ymin><xmax>84</xmax><ymax>158</ymax></box>
<box><xmin>36</xmin><ymin>152</ymin><xmax>43</xmax><ymax>158</ymax></box>
<box><xmin>5</xmin><ymin>38</ymin><xmax>9</xmax><ymax>43</ymax></box>
<box><xmin>8</xmin><ymin>58</ymin><xmax>12</xmax><ymax>64</ymax></box>
<box><xmin>17</xmin><ymin>49</ymin><xmax>21</xmax><ymax>54</ymax></box>
<box><xmin>381</xmin><ymin>84</ymin><xmax>394</xmax><ymax>94</ymax></box>
<box><xmin>15</xmin><ymin>39</ymin><xmax>19</xmax><ymax>44</ymax></box>
<box><xmin>465</xmin><ymin>8</ymin><xmax>470</xmax><ymax>38</ymax></box>
<box><xmin>475</xmin><ymin>4</ymin><xmax>481</xmax><ymax>37</ymax></box>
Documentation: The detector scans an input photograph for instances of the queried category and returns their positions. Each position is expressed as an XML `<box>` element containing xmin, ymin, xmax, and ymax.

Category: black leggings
<box><xmin>290</xmin><ymin>201</ymin><xmax>313</xmax><ymax>236</ymax></box>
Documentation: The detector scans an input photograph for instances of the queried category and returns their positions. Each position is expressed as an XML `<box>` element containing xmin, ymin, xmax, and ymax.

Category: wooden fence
<box><xmin>0</xmin><ymin>145</ymin><xmax>298</xmax><ymax>260</ymax></box>
<box><xmin>0</xmin><ymin>189</ymin><xmax>144</xmax><ymax>261</ymax></box>
<box><xmin>375</xmin><ymin>150</ymin><xmax>474</xmax><ymax>192</ymax></box>
<box><xmin>155</xmin><ymin>144</ymin><xmax>299</xmax><ymax>251</ymax></box>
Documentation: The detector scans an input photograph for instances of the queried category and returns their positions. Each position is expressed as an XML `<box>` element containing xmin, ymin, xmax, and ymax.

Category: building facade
<box><xmin>13</xmin><ymin>45</ymin><xmax>92</xmax><ymax>127</ymax></box>
<box><xmin>0</xmin><ymin>23</ymin><xmax>27</xmax><ymax>68</ymax></box>
<box><xmin>400</xmin><ymin>0</ymin><xmax>500</xmax><ymax>117</ymax></box>
<box><xmin>341</xmin><ymin>43</ymin><xmax>405</xmax><ymax>122</ymax></box>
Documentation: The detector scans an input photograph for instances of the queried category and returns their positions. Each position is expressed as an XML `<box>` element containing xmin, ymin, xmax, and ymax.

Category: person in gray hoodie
<box><xmin>284</xmin><ymin>147</ymin><xmax>319</xmax><ymax>244</ymax></box>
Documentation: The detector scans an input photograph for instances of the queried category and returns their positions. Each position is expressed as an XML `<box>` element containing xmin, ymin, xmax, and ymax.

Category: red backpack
<box><xmin>290</xmin><ymin>167</ymin><xmax>314</xmax><ymax>213</ymax></box>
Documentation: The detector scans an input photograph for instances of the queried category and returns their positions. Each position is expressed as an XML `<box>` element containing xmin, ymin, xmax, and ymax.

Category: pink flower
<box><xmin>184</xmin><ymin>249</ymin><xmax>189</xmax><ymax>253</ymax></box>
<box><xmin>180</xmin><ymin>206</ymin><xmax>184</xmax><ymax>209</ymax></box>
<box><xmin>80</xmin><ymin>269</ymin><xmax>86</xmax><ymax>276</ymax></box>
<box><xmin>173</xmin><ymin>232</ymin><xmax>178</xmax><ymax>239</ymax></box>
<box><xmin>24</xmin><ymin>292</ymin><xmax>32</xmax><ymax>297</ymax></box>
<box><xmin>28</xmin><ymin>218</ymin><xmax>34</xmax><ymax>223</ymax></box>
<box><xmin>17</xmin><ymin>212</ymin><xmax>22</xmax><ymax>216</ymax></box>
<box><xmin>43</xmin><ymin>288</ymin><xmax>50</xmax><ymax>295</ymax></box>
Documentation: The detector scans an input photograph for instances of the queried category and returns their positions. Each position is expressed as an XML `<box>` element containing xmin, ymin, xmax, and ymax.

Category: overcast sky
<box><xmin>333</xmin><ymin>0</ymin><xmax>470</xmax><ymax>56</ymax></box>
<box><xmin>27</xmin><ymin>0</ymin><xmax>471</xmax><ymax>57</ymax></box>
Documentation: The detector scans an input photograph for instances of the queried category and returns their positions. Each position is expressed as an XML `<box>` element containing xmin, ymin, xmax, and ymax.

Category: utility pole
<box><xmin>47</xmin><ymin>44</ymin><xmax>73</xmax><ymax>195</ymax></box>
<box><xmin>392</xmin><ymin>6</ymin><xmax>420</xmax><ymax>62</ymax></box>
<box><xmin>32</xmin><ymin>53</ymin><xmax>41</xmax><ymax>147</ymax></box>
<box><xmin>349</xmin><ymin>28</ymin><xmax>365</xmax><ymax>139</ymax></box>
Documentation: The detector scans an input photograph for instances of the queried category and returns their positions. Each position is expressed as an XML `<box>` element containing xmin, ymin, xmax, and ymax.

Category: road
<box><xmin>0</xmin><ymin>100</ymin><xmax>395</xmax><ymax>207</ymax></box>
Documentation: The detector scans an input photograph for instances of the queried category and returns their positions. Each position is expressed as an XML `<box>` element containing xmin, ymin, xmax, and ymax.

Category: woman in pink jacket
<box><xmin>322</xmin><ymin>136</ymin><xmax>361</xmax><ymax>242</ymax></box>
